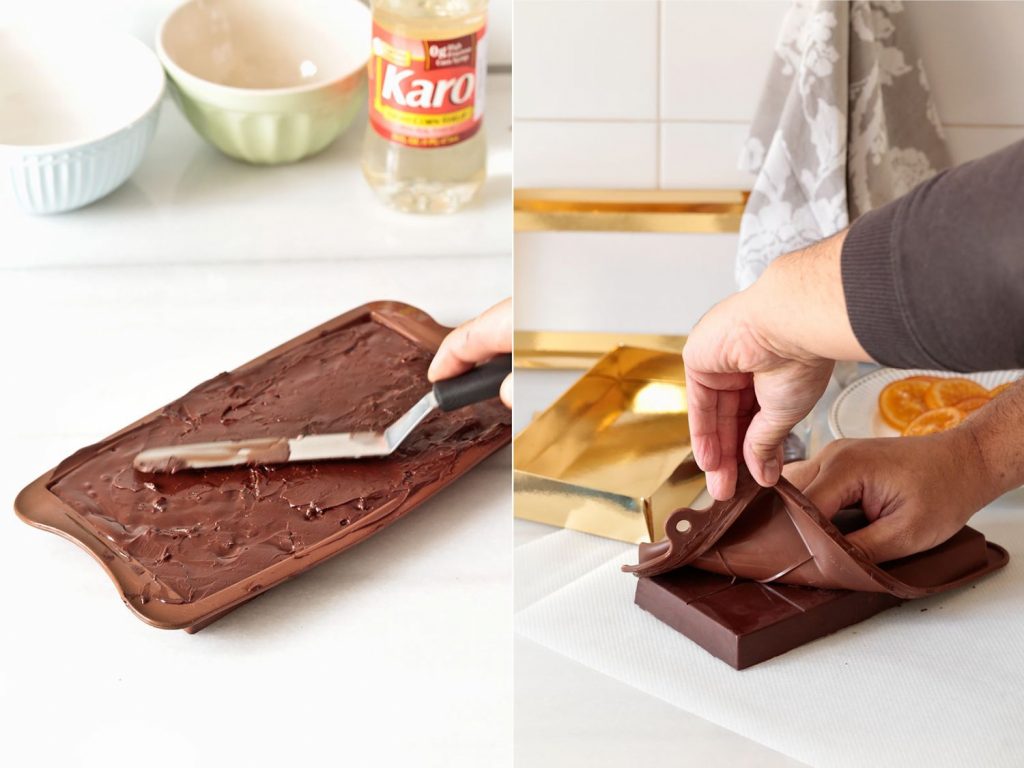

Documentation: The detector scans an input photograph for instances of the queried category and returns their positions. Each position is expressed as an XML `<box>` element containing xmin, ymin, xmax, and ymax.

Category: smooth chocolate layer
<box><xmin>636</xmin><ymin>527</ymin><xmax>1005</xmax><ymax>669</ymax></box>
<box><xmin>48</xmin><ymin>316</ymin><xmax>509</xmax><ymax>608</ymax></box>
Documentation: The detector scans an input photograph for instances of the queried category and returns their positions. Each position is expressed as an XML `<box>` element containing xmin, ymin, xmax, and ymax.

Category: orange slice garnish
<box><xmin>955</xmin><ymin>397</ymin><xmax>989</xmax><ymax>415</ymax></box>
<box><xmin>923</xmin><ymin>378</ymin><xmax>989</xmax><ymax>409</ymax></box>
<box><xmin>902</xmin><ymin>407</ymin><xmax>964</xmax><ymax>436</ymax></box>
<box><xmin>878</xmin><ymin>379</ymin><xmax>932</xmax><ymax>430</ymax></box>
<box><xmin>990</xmin><ymin>382</ymin><xmax>1016</xmax><ymax>398</ymax></box>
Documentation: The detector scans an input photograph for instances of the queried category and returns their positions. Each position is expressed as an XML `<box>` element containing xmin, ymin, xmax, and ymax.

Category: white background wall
<box><xmin>515</xmin><ymin>0</ymin><xmax>1024</xmax><ymax>188</ymax></box>
<box><xmin>0</xmin><ymin>0</ymin><xmax>513</xmax><ymax>66</ymax></box>
<box><xmin>515</xmin><ymin>0</ymin><xmax>1024</xmax><ymax>335</ymax></box>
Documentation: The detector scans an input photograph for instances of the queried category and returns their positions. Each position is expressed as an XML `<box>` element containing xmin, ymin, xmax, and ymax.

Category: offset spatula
<box><xmin>134</xmin><ymin>354</ymin><xmax>511</xmax><ymax>474</ymax></box>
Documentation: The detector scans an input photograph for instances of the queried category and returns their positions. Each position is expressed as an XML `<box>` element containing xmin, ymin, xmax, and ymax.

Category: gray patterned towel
<box><xmin>736</xmin><ymin>0</ymin><xmax>951</xmax><ymax>288</ymax></box>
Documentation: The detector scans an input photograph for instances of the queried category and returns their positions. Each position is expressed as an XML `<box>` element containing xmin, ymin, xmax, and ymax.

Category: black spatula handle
<box><xmin>433</xmin><ymin>354</ymin><xmax>512</xmax><ymax>411</ymax></box>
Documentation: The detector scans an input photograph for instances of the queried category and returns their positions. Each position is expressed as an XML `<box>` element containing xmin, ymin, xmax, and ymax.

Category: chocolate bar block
<box><xmin>635</xmin><ymin>526</ymin><xmax>1004</xmax><ymax>669</ymax></box>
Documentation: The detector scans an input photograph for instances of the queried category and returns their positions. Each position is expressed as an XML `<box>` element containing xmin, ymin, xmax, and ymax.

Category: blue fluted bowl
<box><xmin>0</xmin><ymin>27</ymin><xmax>165</xmax><ymax>214</ymax></box>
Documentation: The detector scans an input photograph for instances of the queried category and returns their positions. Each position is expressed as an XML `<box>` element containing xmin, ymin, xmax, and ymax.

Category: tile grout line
<box><xmin>655</xmin><ymin>0</ymin><xmax>662</xmax><ymax>189</ymax></box>
<box><xmin>516</xmin><ymin>116</ymin><xmax>749</xmax><ymax>126</ymax></box>
<box><xmin>514</xmin><ymin>116</ymin><xmax>1024</xmax><ymax>131</ymax></box>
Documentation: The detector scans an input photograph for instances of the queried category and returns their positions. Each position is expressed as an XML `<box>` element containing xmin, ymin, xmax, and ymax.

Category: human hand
<box><xmin>782</xmin><ymin>432</ymin><xmax>993</xmax><ymax>563</ymax></box>
<box><xmin>684</xmin><ymin>290</ymin><xmax>834</xmax><ymax>500</ymax></box>
<box><xmin>428</xmin><ymin>298</ymin><xmax>512</xmax><ymax>408</ymax></box>
<box><xmin>684</xmin><ymin>231</ymin><xmax>868</xmax><ymax>500</ymax></box>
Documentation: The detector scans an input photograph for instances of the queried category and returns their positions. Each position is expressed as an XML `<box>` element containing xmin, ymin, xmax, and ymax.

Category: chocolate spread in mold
<box><xmin>48</xmin><ymin>318</ymin><xmax>509</xmax><ymax>607</ymax></box>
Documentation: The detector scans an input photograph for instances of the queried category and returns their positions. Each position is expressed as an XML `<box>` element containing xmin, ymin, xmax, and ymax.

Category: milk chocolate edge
<box><xmin>13</xmin><ymin>301</ymin><xmax>512</xmax><ymax>631</ymax></box>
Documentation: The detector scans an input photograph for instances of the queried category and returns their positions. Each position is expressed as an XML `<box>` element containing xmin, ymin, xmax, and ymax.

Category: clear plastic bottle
<box><xmin>362</xmin><ymin>0</ymin><xmax>487</xmax><ymax>214</ymax></box>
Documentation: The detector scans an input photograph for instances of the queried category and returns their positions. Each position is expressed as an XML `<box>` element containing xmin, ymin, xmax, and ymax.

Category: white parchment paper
<box><xmin>516</xmin><ymin>503</ymin><xmax>1024</xmax><ymax>767</ymax></box>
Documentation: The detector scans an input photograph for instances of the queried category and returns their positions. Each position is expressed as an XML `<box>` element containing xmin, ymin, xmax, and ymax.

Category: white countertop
<box><xmin>0</xmin><ymin>77</ymin><xmax>512</xmax><ymax>268</ymax></box>
<box><xmin>514</xmin><ymin>365</ymin><xmax>1024</xmax><ymax>767</ymax></box>
<box><xmin>0</xmin><ymin>77</ymin><xmax>512</xmax><ymax>767</ymax></box>
<box><xmin>514</xmin><ymin>368</ymin><xmax>805</xmax><ymax>768</ymax></box>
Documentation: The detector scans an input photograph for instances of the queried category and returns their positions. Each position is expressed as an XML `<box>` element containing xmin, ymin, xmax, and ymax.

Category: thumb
<box><xmin>428</xmin><ymin>299</ymin><xmax>512</xmax><ymax>382</ymax></box>
<box><xmin>499</xmin><ymin>373</ymin><xmax>512</xmax><ymax>409</ymax></box>
<box><xmin>781</xmin><ymin>458</ymin><xmax>821</xmax><ymax>493</ymax></box>
<box><xmin>741</xmin><ymin>409</ymin><xmax>792</xmax><ymax>487</ymax></box>
<box><xmin>844</xmin><ymin>515</ymin><xmax>911</xmax><ymax>564</ymax></box>
<box><xmin>800</xmin><ymin>461</ymin><xmax>861</xmax><ymax>520</ymax></box>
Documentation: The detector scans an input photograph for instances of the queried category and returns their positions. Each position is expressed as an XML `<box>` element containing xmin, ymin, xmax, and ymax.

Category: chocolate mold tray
<box><xmin>626</xmin><ymin>467</ymin><xmax>1008</xmax><ymax>668</ymax></box>
<box><xmin>15</xmin><ymin>301</ymin><xmax>511</xmax><ymax>632</ymax></box>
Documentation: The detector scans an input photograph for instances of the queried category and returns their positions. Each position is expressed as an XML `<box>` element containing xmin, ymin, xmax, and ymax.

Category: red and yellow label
<box><xmin>368</xmin><ymin>22</ymin><xmax>486</xmax><ymax>148</ymax></box>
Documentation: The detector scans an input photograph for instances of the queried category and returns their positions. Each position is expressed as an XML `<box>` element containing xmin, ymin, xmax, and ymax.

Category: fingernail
<box><xmin>706</xmin><ymin>473</ymin><xmax>720</xmax><ymax>499</ymax></box>
<box><xmin>499</xmin><ymin>375</ymin><xmax>513</xmax><ymax>408</ymax></box>
<box><xmin>763</xmin><ymin>459</ymin><xmax>780</xmax><ymax>484</ymax></box>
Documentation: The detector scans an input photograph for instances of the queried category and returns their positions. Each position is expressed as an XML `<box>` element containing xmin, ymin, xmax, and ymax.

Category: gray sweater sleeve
<box><xmin>841</xmin><ymin>139</ymin><xmax>1024</xmax><ymax>371</ymax></box>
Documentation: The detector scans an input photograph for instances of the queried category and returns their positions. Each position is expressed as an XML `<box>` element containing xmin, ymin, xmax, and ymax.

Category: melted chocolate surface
<box><xmin>49</xmin><ymin>318</ymin><xmax>509</xmax><ymax>606</ymax></box>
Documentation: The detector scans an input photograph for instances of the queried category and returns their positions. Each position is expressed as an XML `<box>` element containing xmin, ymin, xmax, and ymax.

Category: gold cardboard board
<box><xmin>514</xmin><ymin>188</ymin><xmax>748</xmax><ymax>233</ymax></box>
<box><xmin>514</xmin><ymin>346</ymin><xmax>705</xmax><ymax>543</ymax></box>
<box><xmin>514</xmin><ymin>330</ymin><xmax>687</xmax><ymax>370</ymax></box>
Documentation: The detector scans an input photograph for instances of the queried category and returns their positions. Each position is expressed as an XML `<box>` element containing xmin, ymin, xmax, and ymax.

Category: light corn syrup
<box><xmin>362</xmin><ymin>0</ymin><xmax>487</xmax><ymax>213</ymax></box>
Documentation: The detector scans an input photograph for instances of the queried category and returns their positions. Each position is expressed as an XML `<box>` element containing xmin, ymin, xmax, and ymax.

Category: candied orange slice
<box><xmin>902</xmin><ymin>407</ymin><xmax>963</xmax><ymax>436</ymax></box>
<box><xmin>955</xmin><ymin>397</ymin><xmax>989</xmax><ymax>415</ymax></box>
<box><xmin>990</xmin><ymin>381</ymin><xmax>1016</xmax><ymax>398</ymax></box>
<box><xmin>878</xmin><ymin>379</ymin><xmax>932</xmax><ymax>430</ymax></box>
<box><xmin>923</xmin><ymin>378</ymin><xmax>989</xmax><ymax>409</ymax></box>
<box><xmin>903</xmin><ymin>375</ymin><xmax>941</xmax><ymax>382</ymax></box>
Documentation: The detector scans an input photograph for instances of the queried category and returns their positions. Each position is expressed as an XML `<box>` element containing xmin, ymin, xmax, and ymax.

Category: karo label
<box><xmin>368</xmin><ymin>22</ymin><xmax>486</xmax><ymax>148</ymax></box>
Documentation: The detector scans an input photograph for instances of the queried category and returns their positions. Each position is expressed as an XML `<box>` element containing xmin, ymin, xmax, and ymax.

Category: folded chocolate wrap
<box><xmin>624</xmin><ymin>466</ymin><xmax>1007</xmax><ymax>598</ymax></box>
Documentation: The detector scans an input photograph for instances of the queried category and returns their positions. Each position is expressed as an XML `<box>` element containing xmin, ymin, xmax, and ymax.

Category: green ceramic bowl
<box><xmin>156</xmin><ymin>0</ymin><xmax>370</xmax><ymax>164</ymax></box>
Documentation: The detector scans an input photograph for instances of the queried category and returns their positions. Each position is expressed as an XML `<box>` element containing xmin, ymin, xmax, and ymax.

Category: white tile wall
<box><xmin>515</xmin><ymin>0</ymin><xmax>1024</xmax><ymax>189</ymax></box>
<box><xmin>659</xmin><ymin>122</ymin><xmax>755</xmax><ymax>188</ymax></box>
<box><xmin>660</xmin><ymin>0</ymin><xmax>788</xmax><ymax>122</ymax></box>
<box><xmin>904</xmin><ymin>0</ymin><xmax>1024</xmax><ymax>127</ymax></box>
<box><xmin>514</xmin><ymin>1</ymin><xmax>1024</xmax><ymax>336</ymax></box>
<box><xmin>514</xmin><ymin>0</ymin><xmax>659</xmax><ymax>120</ymax></box>
<box><xmin>945</xmin><ymin>126</ymin><xmax>1024</xmax><ymax>167</ymax></box>
<box><xmin>515</xmin><ymin>121</ymin><xmax>659</xmax><ymax>187</ymax></box>
<box><xmin>514</xmin><ymin>230</ymin><xmax>738</xmax><ymax>333</ymax></box>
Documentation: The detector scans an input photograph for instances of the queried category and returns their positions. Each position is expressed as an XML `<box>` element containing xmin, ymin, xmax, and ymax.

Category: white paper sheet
<box><xmin>515</xmin><ymin>527</ymin><xmax>630</xmax><ymax>612</ymax></box>
<box><xmin>515</xmin><ymin>501</ymin><xmax>1024</xmax><ymax>768</ymax></box>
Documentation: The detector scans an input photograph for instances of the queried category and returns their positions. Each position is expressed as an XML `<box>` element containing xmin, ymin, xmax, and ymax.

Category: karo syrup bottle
<box><xmin>362</xmin><ymin>0</ymin><xmax>487</xmax><ymax>214</ymax></box>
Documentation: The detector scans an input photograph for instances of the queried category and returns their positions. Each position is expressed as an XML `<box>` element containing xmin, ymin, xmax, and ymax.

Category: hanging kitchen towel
<box><xmin>736</xmin><ymin>1</ymin><xmax>951</xmax><ymax>288</ymax></box>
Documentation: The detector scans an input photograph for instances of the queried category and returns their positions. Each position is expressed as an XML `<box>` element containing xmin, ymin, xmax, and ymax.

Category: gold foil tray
<box><xmin>514</xmin><ymin>346</ymin><xmax>705</xmax><ymax>543</ymax></box>
<box><xmin>514</xmin><ymin>189</ymin><xmax>748</xmax><ymax>233</ymax></box>
<box><xmin>514</xmin><ymin>330</ymin><xmax>687</xmax><ymax>370</ymax></box>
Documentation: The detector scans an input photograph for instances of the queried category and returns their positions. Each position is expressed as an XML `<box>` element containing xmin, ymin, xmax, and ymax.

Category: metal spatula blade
<box><xmin>133</xmin><ymin>354</ymin><xmax>510</xmax><ymax>474</ymax></box>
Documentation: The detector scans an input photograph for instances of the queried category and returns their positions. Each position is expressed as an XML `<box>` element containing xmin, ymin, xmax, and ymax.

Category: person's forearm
<box><xmin>961</xmin><ymin>381</ymin><xmax>1024</xmax><ymax>500</ymax></box>
<box><xmin>747</xmin><ymin>229</ymin><xmax>872</xmax><ymax>364</ymax></box>
<box><xmin>842</xmin><ymin>139</ymin><xmax>1024</xmax><ymax>372</ymax></box>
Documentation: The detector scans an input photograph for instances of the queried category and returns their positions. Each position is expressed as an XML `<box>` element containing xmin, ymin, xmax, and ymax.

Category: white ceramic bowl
<box><xmin>0</xmin><ymin>28</ymin><xmax>165</xmax><ymax>214</ymax></box>
<box><xmin>157</xmin><ymin>0</ymin><xmax>370</xmax><ymax>164</ymax></box>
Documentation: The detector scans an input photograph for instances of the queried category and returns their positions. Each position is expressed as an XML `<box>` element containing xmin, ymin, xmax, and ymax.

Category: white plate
<box><xmin>828</xmin><ymin>367</ymin><xmax>1024</xmax><ymax>439</ymax></box>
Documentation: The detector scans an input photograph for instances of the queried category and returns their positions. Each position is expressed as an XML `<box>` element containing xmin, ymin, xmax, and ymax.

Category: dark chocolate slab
<box><xmin>635</xmin><ymin>527</ymin><xmax>1007</xmax><ymax>669</ymax></box>
<box><xmin>15</xmin><ymin>302</ymin><xmax>511</xmax><ymax>631</ymax></box>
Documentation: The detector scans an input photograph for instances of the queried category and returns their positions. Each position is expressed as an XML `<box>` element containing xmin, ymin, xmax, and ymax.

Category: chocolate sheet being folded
<box><xmin>15</xmin><ymin>302</ymin><xmax>511</xmax><ymax>632</ymax></box>
<box><xmin>625</xmin><ymin>466</ymin><xmax>1008</xmax><ymax>668</ymax></box>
